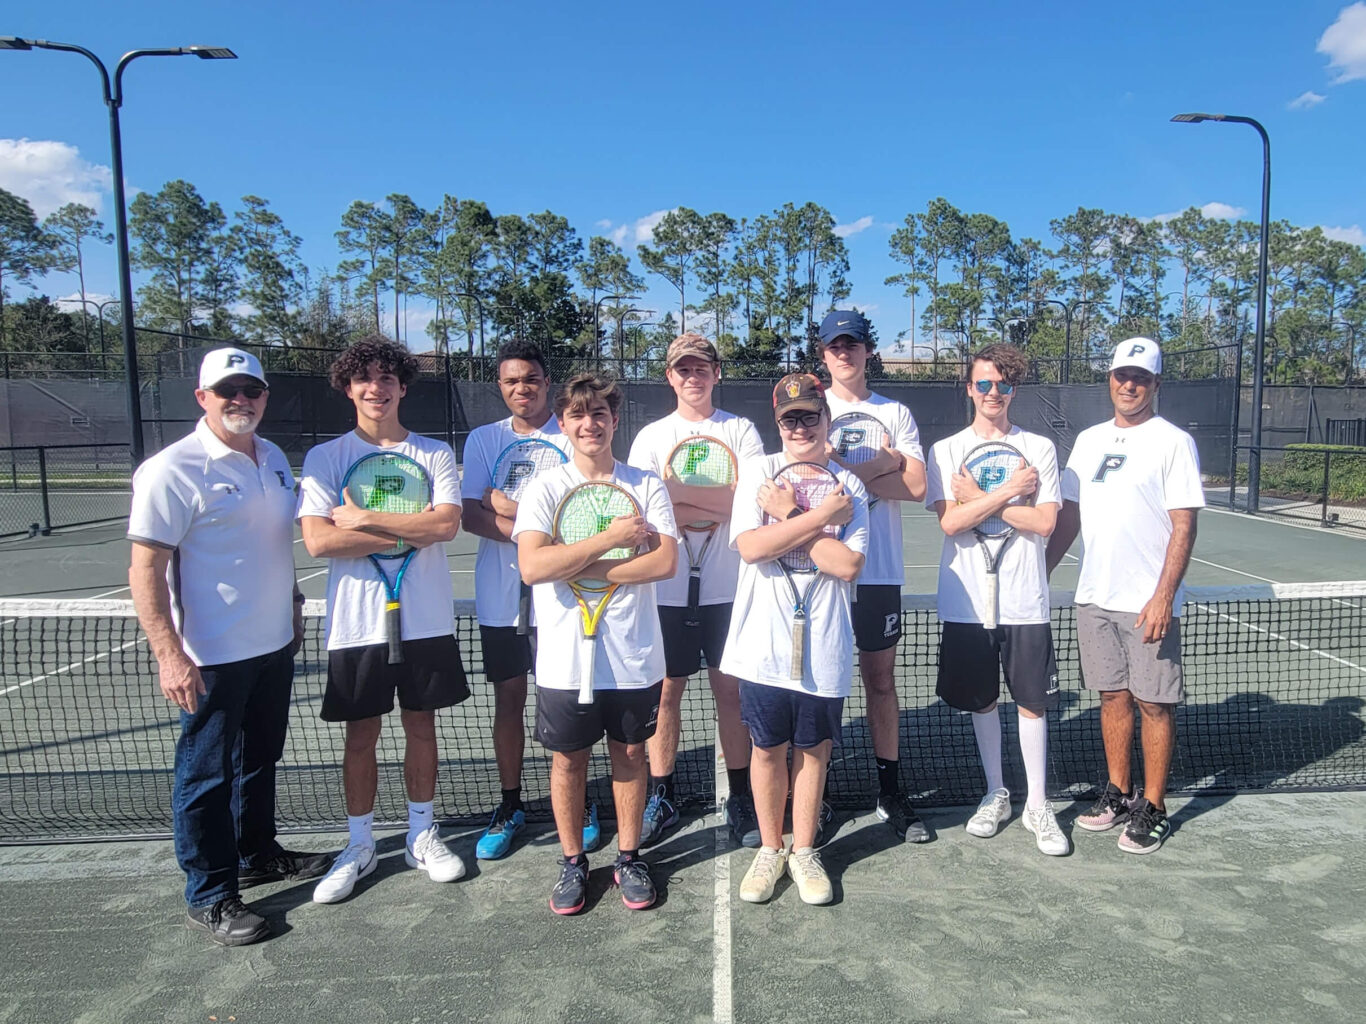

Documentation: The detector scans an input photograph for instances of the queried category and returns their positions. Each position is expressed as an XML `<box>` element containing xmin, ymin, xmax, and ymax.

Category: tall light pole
<box><xmin>1</xmin><ymin>38</ymin><xmax>237</xmax><ymax>464</ymax></box>
<box><xmin>62</xmin><ymin>296</ymin><xmax>119</xmax><ymax>371</ymax></box>
<box><xmin>593</xmin><ymin>293</ymin><xmax>636</xmax><ymax>367</ymax></box>
<box><xmin>450</xmin><ymin>291</ymin><xmax>485</xmax><ymax>379</ymax></box>
<box><xmin>1172</xmin><ymin>112</ymin><xmax>1271</xmax><ymax>511</ymax></box>
<box><xmin>1331</xmin><ymin>319</ymin><xmax>1359</xmax><ymax>385</ymax></box>
<box><xmin>1034</xmin><ymin>298</ymin><xmax>1097</xmax><ymax>384</ymax></box>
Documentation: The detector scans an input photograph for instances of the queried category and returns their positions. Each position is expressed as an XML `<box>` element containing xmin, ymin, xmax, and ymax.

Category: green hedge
<box><xmin>1239</xmin><ymin>444</ymin><xmax>1366</xmax><ymax>503</ymax></box>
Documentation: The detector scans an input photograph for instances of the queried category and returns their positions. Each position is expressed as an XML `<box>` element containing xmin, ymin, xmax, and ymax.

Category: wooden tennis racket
<box><xmin>961</xmin><ymin>441</ymin><xmax>1028</xmax><ymax>630</ymax></box>
<box><xmin>493</xmin><ymin>437</ymin><xmax>569</xmax><ymax>634</ymax></box>
<box><xmin>666</xmin><ymin>435</ymin><xmax>737</xmax><ymax>628</ymax></box>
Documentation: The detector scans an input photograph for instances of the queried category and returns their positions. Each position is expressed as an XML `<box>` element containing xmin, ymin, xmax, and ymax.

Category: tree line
<box><xmin>1</xmin><ymin>182</ymin><xmax>1362</xmax><ymax>384</ymax></box>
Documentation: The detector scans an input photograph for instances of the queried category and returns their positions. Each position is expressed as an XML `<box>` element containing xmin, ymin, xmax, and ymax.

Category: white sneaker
<box><xmin>787</xmin><ymin>846</ymin><xmax>832</xmax><ymax>905</ymax></box>
<box><xmin>965</xmin><ymin>788</ymin><xmax>1011</xmax><ymax>838</ymax></box>
<box><xmin>1022</xmin><ymin>802</ymin><xmax>1070</xmax><ymax>856</ymax></box>
<box><xmin>312</xmin><ymin>842</ymin><xmax>377</xmax><ymax>904</ymax></box>
<box><xmin>739</xmin><ymin>846</ymin><xmax>788</xmax><ymax>904</ymax></box>
<box><xmin>405</xmin><ymin>825</ymin><xmax>466</xmax><ymax>882</ymax></box>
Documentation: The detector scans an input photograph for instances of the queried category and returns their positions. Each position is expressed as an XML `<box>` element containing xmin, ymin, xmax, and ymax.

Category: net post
<box><xmin>37</xmin><ymin>446</ymin><xmax>52</xmax><ymax>535</ymax></box>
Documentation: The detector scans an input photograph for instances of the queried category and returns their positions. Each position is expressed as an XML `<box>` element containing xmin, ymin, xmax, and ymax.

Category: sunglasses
<box><xmin>973</xmin><ymin>379</ymin><xmax>1015</xmax><ymax>396</ymax></box>
<box><xmin>211</xmin><ymin>383</ymin><xmax>267</xmax><ymax>400</ymax></box>
<box><xmin>778</xmin><ymin>411</ymin><xmax>822</xmax><ymax>430</ymax></box>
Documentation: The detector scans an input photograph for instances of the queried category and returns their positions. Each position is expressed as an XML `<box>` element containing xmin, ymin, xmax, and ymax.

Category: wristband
<box><xmin>785</xmin><ymin>507</ymin><xmax>803</xmax><ymax>520</ymax></box>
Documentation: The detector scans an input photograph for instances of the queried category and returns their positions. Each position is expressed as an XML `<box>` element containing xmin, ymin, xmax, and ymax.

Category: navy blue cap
<box><xmin>817</xmin><ymin>310</ymin><xmax>872</xmax><ymax>346</ymax></box>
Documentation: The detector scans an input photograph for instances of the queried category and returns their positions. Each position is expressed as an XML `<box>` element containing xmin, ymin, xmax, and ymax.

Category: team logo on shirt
<box><xmin>275</xmin><ymin>470</ymin><xmax>289</xmax><ymax>488</ymax></box>
<box><xmin>1092</xmin><ymin>455</ymin><xmax>1126</xmax><ymax>482</ymax></box>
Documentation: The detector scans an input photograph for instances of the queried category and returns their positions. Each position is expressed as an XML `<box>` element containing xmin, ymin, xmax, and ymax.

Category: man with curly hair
<box><xmin>298</xmin><ymin>336</ymin><xmax>471</xmax><ymax>903</ymax></box>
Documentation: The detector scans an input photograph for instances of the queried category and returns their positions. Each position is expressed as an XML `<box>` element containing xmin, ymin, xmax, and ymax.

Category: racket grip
<box><xmin>790</xmin><ymin>616</ymin><xmax>805</xmax><ymax>681</ymax></box>
<box><xmin>516</xmin><ymin>582</ymin><xmax>532</xmax><ymax>636</ymax></box>
<box><xmin>983</xmin><ymin>574</ymin><xmax>999</xmax><ymax>631</ymax></box>
<box><xmin>684</xmin><ymin>572</ymin><xmax>702</xmax><ymax>628</ymax></box>
<box><xmin>577</xmin><ymin>637</ymin><xmax>595</xmax><ymax>705</ymax></box>
<box><xmin>385</xmin><ymin>601</ymin><xmax>404</xmax><ymax>664</ymax></box>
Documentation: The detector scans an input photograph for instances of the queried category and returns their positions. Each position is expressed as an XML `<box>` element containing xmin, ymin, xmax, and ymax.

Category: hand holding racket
<box><xmin>553</xmin><ymin>481</ymin><xmax>645</xmax><ymax>703</ymax></box>
<box><xmin>341</xmin><ymin>451</ymin><xmax>433</xmax><ymax>664</ymax></box>
<box><xmin>959</xmin><ymin>442</ymin><xmax>1031</xmax><ymax>630</ymax></box>
<box><xmin>493</xmin><ymin>437</ymin><xmax>569</xmax><ymax>633</ymax></box>
<box><xmin>666</xmin><ymin>435</ymin><xmax>737</xmax><ymax>627</ymax></box>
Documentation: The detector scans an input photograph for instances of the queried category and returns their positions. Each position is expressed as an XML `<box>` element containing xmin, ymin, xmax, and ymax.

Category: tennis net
<box><xmin>2</xmin><ymin>583</ymin><xmax>1364</xmax><ymax>842</ymax></box>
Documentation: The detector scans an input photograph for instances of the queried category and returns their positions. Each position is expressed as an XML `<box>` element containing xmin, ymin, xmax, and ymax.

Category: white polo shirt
<box><xmin>127</xmin><ymin>418</ymin><xmax>298</xmax><ymax>667</ymax></box>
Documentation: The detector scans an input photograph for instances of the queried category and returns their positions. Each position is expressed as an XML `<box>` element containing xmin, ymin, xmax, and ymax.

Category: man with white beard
<box><xmin>129</xmin><ymin>347</ymin><xmax>332</xmax><ymax>946</ymax></box>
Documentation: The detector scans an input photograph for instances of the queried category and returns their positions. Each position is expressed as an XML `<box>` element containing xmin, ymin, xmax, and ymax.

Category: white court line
<box><xmin>713</xmin><ymin>733</ymin><xmax>733</xmax><ymax>1024</ymax></box>
<box><xmin>1</xmin><ymin>637</ymin><xmax>145</xmax><ymax>696</ymax></box>
<box><xmin>1189</xmin><ymin>557</ymin><xmax>1279</xmax><ymax>584</ymax></box>
<box><xmin>1203</xmin><ymin>503</ymin><xmax>1366</xmax><ymax>539</ymax></box>
<box><xmin>1191</xmin><ymin>601</ymin><xmax>1366</xmax><ymax>677</ymax></box>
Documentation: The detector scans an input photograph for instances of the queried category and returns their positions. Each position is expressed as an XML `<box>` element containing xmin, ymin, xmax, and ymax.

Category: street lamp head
<box><xmin>0</xmin><ymin>36</ymin><xmax>35</xmax><ymax>50</ymax></box>
<box><xmin>1171</xmin><ymin>112</ymin><xmax>1221</xmax><ymax>123</ymax></box>
<box><xmin>184</xmin><ymin>46</ymin><xmax>236</xmax><ymax>59</ymax></box>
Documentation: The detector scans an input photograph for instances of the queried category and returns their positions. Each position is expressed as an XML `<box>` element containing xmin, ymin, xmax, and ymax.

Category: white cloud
<box><xmin>833</xmin><ymin>215</ymin><xmax>874</xmax><ymax>239</ymax></box>
<box><xmin>0</xmin><ymin>138</ymin><xmax>112</xmax><ymax>218</ymax></box>
<box><xmin>594</xmin><ymin>218</ymin><xmax>612</xmax><ymax>230</ymax></box>
<box><xmin>1287</xmin><ymin>90</ymin><xmax>1327</xmax><ymax>109</ymax></box>
<box><xmin>1148</xmin><ymin>201</ymin><xmax>1248</xmax><ymax>224</ymax></box>
<box><xmin>1318</xmin><ymin>2</ymin><xmax>1366</xmax><ymax>83</ymax></box>
<box><xmin>1322</xmin><ymin>224</ymin><xmax>1366</xmax><ymax>246</ymax></box>
<box><xmin>55</xmin><ymin>291</ymin><xmax>116</xmax><ymax>312</ymax></box>
<box><xmin>633</xmin><ymin>209</ymin><xmax>671</xmax><ymax>244</ymax></box>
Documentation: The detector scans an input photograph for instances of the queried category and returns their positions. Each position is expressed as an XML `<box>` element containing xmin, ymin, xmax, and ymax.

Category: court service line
<box><xmin>1</xmin><ymin>637</ymin><xmax>145</xmax><ymax>697</ymax></box>
<box><xmin>1203</xmin><ymin>504</ymin><xmax>1366</xmax><ymax>538</ymax></box>
<box><xmin>1194</xmin><ymin>603</ymin><xmax>1366</xmax><ymax>677</ymax></box>
<box><xmin>1188</xmin><ymin>556</ymin><xmax>1279</xmax><ymax>584</ymax></box>
<box><xmin>713</xmin><ymin>736</ymin><xmax>733</xmax><ymax>1024</ymax></box>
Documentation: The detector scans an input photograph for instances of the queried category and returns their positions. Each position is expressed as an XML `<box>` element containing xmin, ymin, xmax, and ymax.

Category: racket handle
<box><xmin>385</xmin><ymin>601</ymin><xmax>404</xmax><ymax>664</ymax></box>
<box><xmin>983</xmin><ymin>573</ymin><xmax>1000</xmax><ymax>631</ymax></box>
<box><xmin>790</xmin><ymin>614</ymin><xmax>806</xmax><ymax>682</ymax></box>
<box><xmin>578</xmin><ymin>633</ymin><xmax>596</xmax><ymax>705</ymax></box>
<box><xmin>684</xmin><ymin>572</ymin><xmax>702</xmax><ymax>629</ymax></box>
<box><xmin>516</xmin><ymin>582</ymin><xmax>532</xmax><ymax>636</ymax></box>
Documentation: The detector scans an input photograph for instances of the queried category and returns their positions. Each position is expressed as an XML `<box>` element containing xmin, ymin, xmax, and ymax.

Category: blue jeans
<box><xmin>173</xmin><ymin>643</ymin><xmax>293</xmax><ymax>907</ymax></box>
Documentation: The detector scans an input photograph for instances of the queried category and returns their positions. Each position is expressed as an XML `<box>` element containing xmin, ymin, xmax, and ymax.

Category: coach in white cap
<box><xmin>128</xmin><ymin>347</ymin><xmax>332</xmax><ymax>946</ymax></box>
<box><xmin>1046</xmin><ymin>337</ymin><xmax>1204</xmax><ymax>855</ymax></box>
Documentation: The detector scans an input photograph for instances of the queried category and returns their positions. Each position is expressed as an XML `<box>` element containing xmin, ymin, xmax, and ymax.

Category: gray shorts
<box><xmin>1076</xmin><ymin>604</ymin><xmax>1185</xmax><ymax>705</ymax></box>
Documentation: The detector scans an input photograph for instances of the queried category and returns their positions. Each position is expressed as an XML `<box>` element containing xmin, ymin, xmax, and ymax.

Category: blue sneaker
<box><xmin>582</xmin><ymin>802</ymin><xmax>601</xmax><ymax>852</ymax></box>
<box><xmin>639</xmin><ymin>787</ymin><xmax>680</xmax><ymax>848</ymax></box>
<box><xmin>475</xmin><ymin>804</ymin><xmax>526</xmax><ymax>860</ymax></box>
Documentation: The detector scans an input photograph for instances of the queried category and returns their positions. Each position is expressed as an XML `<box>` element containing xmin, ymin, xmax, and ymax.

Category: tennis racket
<box><xmin>553</xmin><ymin>481</ymin><xmax>643</xmax><ymax>704</ymax></box>
<box><xmin>829</xmin><ymin>412</ymin><xmax>891</xmax><ymax>508</ymax></box>
<box><xmin>493</xmin><ymin>437</ymin><xmax>569</xmax><ymax>635</ymax></box>
<box><xmin>667</xmin><ymin>435</ymin><xmax>738</xmax><ymax>628</ymax></box>
<box><xmin>342</xmin><ymin>451</ymin><xmax>433</xmax><ymax>665</ymax></box>
<box><xmin>763</xmin><ymin>462</ymin><xmax>843</xmax><ymax>681</ymax></box>
<box><xmin>961</xmin><ymin>441</ymin><xmax>1028</xmax><ymax>630</ymax></box>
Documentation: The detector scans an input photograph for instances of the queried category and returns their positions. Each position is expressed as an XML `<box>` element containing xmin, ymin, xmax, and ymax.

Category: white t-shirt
<box><xmin>460</xmin><ymin>416</ymin><xmax>572</xmax><ymax>627</ymax></box>
<box><xmin>926</xmin><ymin>425</ymin><xmax>1061</xmax><ymax>625</ymax></box>
<box><xmin>511</xmin><ymin>461</ymin><xmax>678</xmax><ymax>692</ymax></box>
<box><xmin>825</xmin><ymin>390</ymin><xmax>923</xmax><ymax>586</ymax></box>
<box><xmin>128</xmin><ymin>418</ymin><xmax>297</xmax><ymax>667</ymax></box>
<box><xmin>1062</xmin><ymin>415</ymin><xmax>1205</xmax><ymax>616</ymax></box>
<box><xmin>718</xmin><ymin>454</ymin><xmax>870</xmax><ymax>698</ymax></box>
<box><xmin>297</xmin><ymin>431</ymin><xmax>461</xmax><ymax>650</ymax></box>
<box><xmin>626</xmin><ymin>409</ymin><xmax>766</xmax><ymax>607</ymax></box>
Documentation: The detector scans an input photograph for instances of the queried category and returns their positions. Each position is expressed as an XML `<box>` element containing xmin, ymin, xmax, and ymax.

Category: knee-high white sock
<box><xmin>971</xmin><ymin>708</ymin><xmax>1004</xmax><ymax>794</ymax></box>
<box><xmin>1018</xmin><ymin>714</ymin><xmax>1048</xmax><ymax>810</ymax></box>
<box><xmin>407</xmin><ymin>800</ymin><xmax>434</xmax><ymax>845</ymax></box>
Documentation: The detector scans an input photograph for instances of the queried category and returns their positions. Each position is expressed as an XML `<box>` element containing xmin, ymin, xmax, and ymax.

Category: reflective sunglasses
<box><xmin>211</xmin><ymin>383</ymin><xmax>267</xmax><ymax>400</ymax></box>
<box><xmin>973</xmin><ymin>379</ymin><xmax>1015</xmax><ymax>396</ymax></box>
<box><xmin>778</xmin><ymin>410</ymin><xmax>822</xmax><ymax>429</ymax></box>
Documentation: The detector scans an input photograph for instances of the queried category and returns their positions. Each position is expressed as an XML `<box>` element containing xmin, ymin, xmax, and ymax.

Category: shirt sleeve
<box><xmin>429</xmin><ymin>442</ymin><xmax>461</xmax><ymax>507</ymax></box>
<box><xmin>1034</xmin><ymin>437</ymin><xmax>1062</xmax><ymax>506</ymax></box>
<box><xmin>839</xmin><ymin>470</ymin><xmax>870</xmax><ymax>556</ymax></box>
<box><xmin>127</xmin><ymin>457</ymin><xmax>195</xmax><ymax>548</ymax></box>
<box><xmin>511</xmin><ymin>475</ymin><xmax>557</xmax><ymax>541</ymax></box>
<box><xmin>626</xmin><ymin>424</ymin><xmax>658</xmax><ymax>474</ymax></box>
<box><xmin>642</xmin><ymin>472</ymin><xmax>678</xmax><ymax>540</ymax></box>
<box><xmin>728</xmin><ymin>461</ymin><xmax>765</xmax><ymax>549</ymax></box>
<box><xmin>735</xmin><ymin>418</ymin><xmax>766</xmax><ymax>461</ymax></box>
<box><xmin>1060</xmin><ymin>443</ymin><xmax>1082</xmax><ymax>503</ymax></box>
<box><xmin>297</xmin><ymin>447</ymin><xmax>338</xmax><ymax>519</ymax></box>
<box><xmin>1164</xmin><ymin>431</ymin><xmax>1206</xmax><ymax>510</ymax></box>
<box><xmin>460</xmin><ymin>429</ymin><xmax>493</xmax><ymax>500</ymax></box>
<box><xmin>924</xmin><ymin>441</ymin><xmax>949</xmax><ymax>508</ymax></box>
<box><xmin>893</xmin><ymin>404</ymin><xmax>925</xmax><ymax>464</ymax></box>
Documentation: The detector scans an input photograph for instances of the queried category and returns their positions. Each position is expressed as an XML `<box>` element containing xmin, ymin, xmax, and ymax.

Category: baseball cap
<box><xmin>1110</xmin><ymin>337</ymin><xmax>1162</xmax><ymax>376</ymax></box>
<box><xmin>199</xmin><ymin>348</ymin><xmax>268</xmax><ymax>389</ymax></box>
<box><xmin>665</xmin><ymin>333</ymin><xmax>719</xmax><ymax>368</ymax></box>
<box><xmin>772</xmin><ymin>373</ymin><xmax>828</xmax><ymax>418</ymax></box>
<box><xmin>817</xmin><ymin>310</ymin><xmax>873</xmax><ymax>346</ymax></box>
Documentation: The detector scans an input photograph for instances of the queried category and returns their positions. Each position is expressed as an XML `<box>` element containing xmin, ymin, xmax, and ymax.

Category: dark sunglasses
<box><xmin>973</xmin><ymin>379</ymin><xmax>1015</xmax><ymax>396</ymax></box>
<box><xmin>778</xmin><ymin>410</ymin><xmax>822</xmax><ymax>429</ymax></box>
<box><xmin>211</xmin><ymin>383</ymin><xmax>267</xmax><ymax>400</ymax></box>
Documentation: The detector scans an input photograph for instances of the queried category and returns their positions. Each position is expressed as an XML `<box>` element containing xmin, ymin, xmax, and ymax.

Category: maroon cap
<box><xmin>772</xmin><ymin>373</ymin><xmax>828</xmax><ymax>418</ymax></box>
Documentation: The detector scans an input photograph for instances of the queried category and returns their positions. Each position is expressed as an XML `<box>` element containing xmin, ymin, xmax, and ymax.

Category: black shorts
<box><xmin>739</xmin><ymin>680</ymin><xmax>844</xmax><ymax>750</ymax></box>
<box><xmin>479</xmin><ymin>625</ymin><xmax>535</xmax><ymax>684</ymax></box>
<box><xmin>936</xmin><ymin>621</ymin><xmax>1059</xmax><ymax>714</ymax></box>
<box><xmin>322</xmin><ymin>635</ymin><xmax>470</xmax><ymax>722</ymax></box>
<box><xmin>853</xmin><ymin>584</ymin><xmax>902</xmax><ymax>652</ymax></box>
<box><xmin>658</xmin><ymin>603</ymin><xmax>732</xmax><ymax>679</ymax></box>
<box><xmin>534</xmin><ymin>681</ymin><xmax>663</xmax><ymax>753</ymax></box>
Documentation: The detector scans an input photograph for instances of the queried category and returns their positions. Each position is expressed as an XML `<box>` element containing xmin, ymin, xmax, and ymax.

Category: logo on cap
<box><xmin>1126</xmin><ymin>344</ymin><xmax>1145</xmax><ymax>357</ymax></box>
<box><xmin>226</xmin><ymin>353</ymin><xmax>246</xmax><ymax>367</ymax></box>
<box><xmin>786</xmin><ymin>380</ymin><xmax>801</xmax><ymax>398</ymax></box>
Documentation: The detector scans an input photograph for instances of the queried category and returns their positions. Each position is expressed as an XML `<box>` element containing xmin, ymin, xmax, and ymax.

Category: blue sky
<box><xmin>3</xmin><ymin>0</ymin><xmax>1364</xmax><ymax>347</ymax></box>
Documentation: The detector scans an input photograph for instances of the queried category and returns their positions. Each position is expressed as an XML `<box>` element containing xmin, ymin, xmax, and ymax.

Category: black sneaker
<box><xmin>1076</xmin><ymin>782</ymin><xmax>1139</xmax><ymax>832</ymax></box>
<box><xmin>612</xmin><ymin>855</ymin><xmax>656</xmax><ymax>910</ymax></box>
<box><xmin>813</xmin><ymin>799</ymin><xmax>836</xmax><ymax>848</ymax></box>
<box><xmin>550</xmin><ymin>856</ymin><xmax>589</xmax><ymax>916</ymax></box>
<box><xmin>639</xmin><ymin>786</ymin><xmax>680</xmax><ymax>848</ymax></box>
<box><xmin>186</xmin><ymin>896</ymin><xmax>270</xmax><ymax>946</ymax></box>
<box><xmin>238</xmin><ymin>849</ymin><xmax>335</xmax><ymax>888</ymax></box>
<box><xmin>1117</xmin><ymin>799</ymin><xmax>1172</xmax><ymax>855</ymax></box>
<box><xmin>724</xmin><ymin>793</ymin><xmax>761</xmax><ymax>848</ymax></box>
<box><xmin>876</xmin><ymin>792</ymin><xmax>930</xmax><ymax>843</ymax></box>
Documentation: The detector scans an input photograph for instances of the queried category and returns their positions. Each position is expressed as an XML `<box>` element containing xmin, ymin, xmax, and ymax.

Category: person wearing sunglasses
<box><xmin>817</xmin><ymin>310</ymin><xmax>931</xmax><ymax>846</ymax></box>
<box><xmin>129</xmin><ymin>347</ymin><xmax>333</xmax><ymax>946</ymax></box>
<box><xmin>925</xmin><ymin>344</ymin><xmax>1067</xmax><ymax>856</ymax></box>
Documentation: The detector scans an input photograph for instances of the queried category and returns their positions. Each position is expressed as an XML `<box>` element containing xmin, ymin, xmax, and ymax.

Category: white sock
<box><xmin>971</xmin><ymin>708</ymin><xmax>1005</xmax><ymax>794</ymax></box>
<box><xmin>408</xmin><ymin>800</ymin><xmax>435</xmax><ymax>845</ymax></box>
<box><xmin>347</xmin><ymin>812</ymin><xmax>374</xmax><ymax>849</ymax></box>
<box><xmin>1019</xmin><ymin>714</ymin><xmax>1048</xmax><ymax>810</ymax></box>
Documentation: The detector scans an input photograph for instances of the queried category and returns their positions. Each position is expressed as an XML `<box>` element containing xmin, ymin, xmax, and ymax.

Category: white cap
<box><xmin>1110</xmin><ymin>337</ymin><xmax>1162</xmax><ymax>376</ymax></box>
<box><xmin>199</xmin><ymin>347</ymin><xmax>267</xmax><ymax>389</ymax></box>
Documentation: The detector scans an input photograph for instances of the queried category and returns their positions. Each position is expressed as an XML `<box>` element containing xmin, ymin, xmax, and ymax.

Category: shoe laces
<box><xmin>1031</xmin><ymin>805</ymin><xmax>1063</xmax><ymax>841</ymax></box>
<box><xmin>793</xmin><ymin>848</ymin><xmax>825</xmax><ymax>877</ymax></box>
<box><xmin>614</xmin><ymin>856</ymin><xmax>650</xmax><ymax>887</ymax></box>
<box><xmin>486</xmin><ymin>805</ymin><xmax>515</xmax><ymax>835</ymax></box>
<box><xmin>1129</xmin><ymin>801</ymin><xmax>1163</xmax><ymax>833</ymax></box>
<box><xmin>554</xmin><ymin>859</ymin><xmax>587</xmax><ymax>895</ymax></box>
<box><xmin>753</xmin><ymin>847</ymin><xmax>783</xmax><ymax>873</ymax></box>
<box><xmin>212</xmin><ymin>896</ymin><xmax>249</xmax><ymax>922</ymax></box>
<box><xmin>335</xmin><ymin>842</ymin><xmax>372</xmax><ymax>870</ymax></box>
